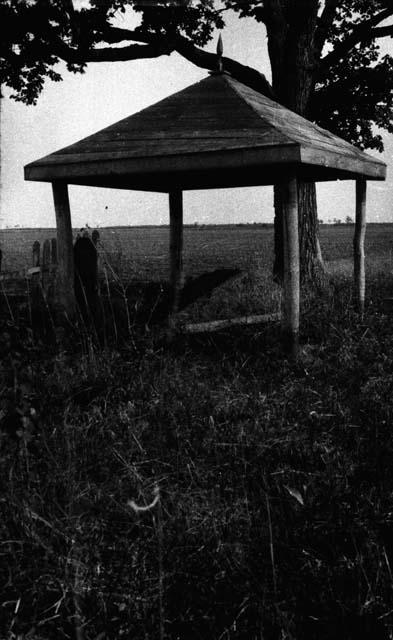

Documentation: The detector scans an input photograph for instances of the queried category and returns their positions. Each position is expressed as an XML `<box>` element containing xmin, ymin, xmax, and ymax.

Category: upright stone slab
<box><xmin>73</xmin><ymin>234</ymin><xmax>98</xmax><ymax>316</ymax></box>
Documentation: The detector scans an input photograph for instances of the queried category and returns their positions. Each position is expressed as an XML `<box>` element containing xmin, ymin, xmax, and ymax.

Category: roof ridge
<box><xmin>224</xmin><ymin>74</ymin><xmax>384</xmax><ymax>162</ymax></box>
<box><xmin>224</xmin><ymin>75</ymin><xmax>296</xmax><ymax>146</ymax></box>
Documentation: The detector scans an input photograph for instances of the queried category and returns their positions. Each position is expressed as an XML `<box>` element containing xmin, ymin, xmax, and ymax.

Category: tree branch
<box><xmin>51</xmin><ymin>38</ymin><xmax>173</xmax><ymax>64</ymax></box>
<box><xmin>371</xmin><ymin>25</ymin><xmax>393</xmax><ymax>38</ymax></box>
<box><xmin>49</xmin><ymin>28</ymin><xmax>275</xmax><ymax>99</ymax></box>
<box><xmin>100</xmin><ymin>26</ymin><xmax>152</xmax><ymax>45</ymax></box>
<box><xmin>173</xmin><ymin>35</ymin><xmax>275</xmax><ymax>98</ymax></box>
<box><xmin>319</xmin><ymin>7</ymin><xmax>393</xmax><ymax>75</ymax></box>
<box><xmin>315</xmin><ymin>0</ymin><xmax>340</xmax><ymax>56</ymax></box>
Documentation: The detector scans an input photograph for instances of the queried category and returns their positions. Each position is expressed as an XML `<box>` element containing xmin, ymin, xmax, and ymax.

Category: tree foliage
<box><xmin>223</xmin><ymin>0</ymin><xmax>393</xmax><ymax>150</ymax></box>
<box><xmin>312</xmin><ymin>1</ymin><xmax>393</xmax><ymax>150</ymax></box>
<box><xmin>0</xmin><ymin>0</ymin><xmax>224</xmax><ymax>103</ymax></box>
<box><xmin>1</xmin><ymin>0</ymin><xmax>392</xmax><ymax>152</ymax></box>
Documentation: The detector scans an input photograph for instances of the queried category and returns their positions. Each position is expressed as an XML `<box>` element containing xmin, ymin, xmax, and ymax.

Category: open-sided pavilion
<box><xmin>24</xmin><ymin>63</ymin><xmax>386</xmax><ymax>354</ymax></box>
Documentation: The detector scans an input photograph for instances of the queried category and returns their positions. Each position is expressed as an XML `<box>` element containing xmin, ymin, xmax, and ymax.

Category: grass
<box><xmin>1</xmin><ymin>226</ymin><xmax>393</xmax><ymax>638</ymax></box>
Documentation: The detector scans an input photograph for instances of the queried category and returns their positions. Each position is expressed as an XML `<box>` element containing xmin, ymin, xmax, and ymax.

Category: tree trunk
<box><xmin>267</xmin><ymin>1</ymin><xmax>323</xmax><ymax>284</ymax></box>
<box><xmin>274</xmin><ymin>181</ymin><xmax>323</xmax><ymax>283</ymax></box>
<box><xmin>298</xmin><ymin>181</ymin><xmax>324</xmax><ymax>282</ymax></box>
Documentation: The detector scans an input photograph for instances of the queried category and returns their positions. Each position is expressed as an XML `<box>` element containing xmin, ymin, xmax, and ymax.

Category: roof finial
<box><xmin>216</xmin><ymin>33</ymin><xmax>223</xmax><ymax>73</ymax></box>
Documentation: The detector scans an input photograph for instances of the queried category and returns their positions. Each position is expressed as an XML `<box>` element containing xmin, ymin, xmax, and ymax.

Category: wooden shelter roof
<box><xmin>24</xmin><ymin>72</ymin><xmax>386</xmax><ymax>192</ymax></box>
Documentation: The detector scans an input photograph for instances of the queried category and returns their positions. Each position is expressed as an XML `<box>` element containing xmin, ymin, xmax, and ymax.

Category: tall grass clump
<box><xmin>1</xmin><ymin>267</ymin><xmax>393</xmax><ymax>639</ymax></box>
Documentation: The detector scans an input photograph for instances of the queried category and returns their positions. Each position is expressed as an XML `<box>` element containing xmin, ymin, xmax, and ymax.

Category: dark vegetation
<box><xmin>1</xmin><ymin>225</ymin><xmax>393</xmax><ymax>639</ymax></box>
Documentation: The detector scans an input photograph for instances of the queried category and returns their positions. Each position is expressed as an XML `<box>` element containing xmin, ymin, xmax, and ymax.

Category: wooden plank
<box><xmin>25</xmin><ymin>160</ymin><xmax>383</xmax><ymax>195</ymax></box>
<box><xmin>25</xmin><ymin>141</ymin><xmax>385</xmax><ymax>185</ymax></box>
<box><xmin>231</xmin><ymin>77</ymin><xmax>386</xmax><ymax>164</ymax></box>
<box><xmin>183</xmin><ymin>313</ymin><xmax>280</xmax><ymax>334</ymax></box>
<box><xmin>52</xmin><ymin>182</ymin><xmax>75</xmax><ymax>317</ymax></box>
<box><xmin>281</xmin><ymin>174</ymin><xmax>300</xmax><ymax>358</ymax></box>
<box><xmin>168</xmin><ymin>190</ymin><xmax>184</xmax><ymax>321</ymax></box>
<box><xmin>35</xmin><ymin>131</ymin><xmax>385</xmax><ymax>179</ymax></box>
<box><xmin>27</xmin><ymin>266</ymin><xmax>41</xmax><ymax>276</ymax></box>
<box><xmin>354</xmin><ymin>179</ymin><xmax>367</xmax><ymax>315</ymax></box>
<box><xmin>24</xmin><ymin>144</ymin><xmax>302</xmax><ymax>183</ymax></box>
<box><xmin>0</xmin><ymin>269</ymin><xmax>28</xmax><ymax>281</ymax></box>
<box><xmin>53</xmin><ymin>130</ymin><xmax>289</xmax><ymax>146</ymax></box>
<box><xmin>26</xmin><ymin>136</ymin><xmax>296</xmax><ymax>165</ymax></box>
<box><xmin>25</xmin><ymin>72</ymin><xmax>386</xmax><ymax>187</ymax></box>
<box><xmin>301</xmin><ymin>146</ymin><xmax>386</xmax><ymax>180</ymax></box>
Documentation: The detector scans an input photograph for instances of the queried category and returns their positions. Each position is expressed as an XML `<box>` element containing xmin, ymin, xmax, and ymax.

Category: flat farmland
<box><xmin>1</xmin><ymin>223</ymin><xmax>392</xmax><ymax>281</ymax></box>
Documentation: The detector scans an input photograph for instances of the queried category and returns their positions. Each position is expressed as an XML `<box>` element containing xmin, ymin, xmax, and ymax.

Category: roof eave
<box><xmin>24</xmin><ymin>143</ymin><xmax>302</xmax><ymax>186</ymax></box>
<box><xmin>300</xmin><ymin>145</ymin><xmax>387</xmax><ymax>181</ymax></box>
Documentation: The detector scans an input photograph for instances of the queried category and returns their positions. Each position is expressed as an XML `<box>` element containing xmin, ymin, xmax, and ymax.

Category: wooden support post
<box><xmin>168</xmin><ymin>190</ymin><xmax>184</xmax><ymax>330</ymax></box>
<box><xmin>354</xmin><ymin>179</ymin><xmax>367</xmax><ymax>316</ymax></box>
<box><xmin>281</xmin><ymin>175</ymin><xmax>300</xmax><ymax>358</ymax></box>
<box><xmin>52</xmin><ymin>181</ymin><xmax>75</xmax><ymax>318</ymax></box>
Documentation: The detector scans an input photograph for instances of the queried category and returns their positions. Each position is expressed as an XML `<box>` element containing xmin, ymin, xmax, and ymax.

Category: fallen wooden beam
<box><xmin>0</xmin><ymin>265</ymin><xmax>57</xmax><ymax>281</ymax></box>
<box><xmin>183</xmin><ymin>313</ymin><xmax>280</xmax><ymax>334</ymax></box>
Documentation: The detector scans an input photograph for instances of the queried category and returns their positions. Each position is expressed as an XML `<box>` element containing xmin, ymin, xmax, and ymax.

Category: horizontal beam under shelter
<box><xmin>281</xmin><ymin>175</ymin><xmax>300</xmax><ymax>358</ymax></box>
<box><xmin>354</xmin><ymin>179</ymin><xmax>367</xmax><ymax>316</ymax></box>
<box><xmin>52</xmin><ymin>181</ymin><xmax>75</xmax><ymax>318</ymax></box>
<box><xmin>169</xmin><ymin>190</ymin><xmax>184</xmax><ymax>325</ymax></box>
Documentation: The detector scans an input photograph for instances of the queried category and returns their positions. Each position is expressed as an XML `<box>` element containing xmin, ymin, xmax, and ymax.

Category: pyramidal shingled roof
<box><xmin>25</xmin><ymin>72</ymin><xmax>386</xmax><ymax>191</ymax></box>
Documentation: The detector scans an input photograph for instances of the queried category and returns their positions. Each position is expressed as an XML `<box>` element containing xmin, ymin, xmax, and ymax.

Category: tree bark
<box><xmin>274</xmin><ymin>181</ymin><xmax>323</xmax><ymax>283</ymax></box>
<box><xmin>267</xmin><ymin>1</ymin><xmax>323</xmax><ymax>284</ymax></box>
<box><xmin>298</xmin><ymin>181</ymin><xmax>324</xmax><ymax>282</ymax></box>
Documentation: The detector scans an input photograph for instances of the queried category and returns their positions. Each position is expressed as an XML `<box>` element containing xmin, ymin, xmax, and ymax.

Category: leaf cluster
<box><xmin>226</xmin><ymin>0</ymin><xmax>393</xmax><ymax>149</ymax></box>
<box><xmin>312</xmin><ymin>0</ymin><xmax>393</xmax><ymax>149</ymax></box>
<box><xmin>0</xmin><ymin>0</ymin><xmax>223</xmax><ymax>104</ymax></box>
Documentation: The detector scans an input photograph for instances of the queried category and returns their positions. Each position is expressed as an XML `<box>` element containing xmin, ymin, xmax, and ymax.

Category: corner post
<box><xmin>168</xmin><ymin>190</ymin><xmax>184</xmax><ymax>329</ymax></box>
<box><xmin>52</xmin><ymin>181</ymin><xmax>75</xmax><ymax>318</ymax></box>
<box><xmin>354</xmin><ymin>179</ymin><xmax>367</xmax><ymax>316</ymax></box>
<box><xmin>281</xmin><ymin>174</ymin><xmax>300</xmax><ymax>358</ymax></box>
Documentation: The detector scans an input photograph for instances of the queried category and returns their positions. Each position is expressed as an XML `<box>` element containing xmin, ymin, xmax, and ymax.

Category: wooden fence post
<box><xmin>281</xmin><ymin>174</ymin><xmax>300</xmax><ymax>358</ymax></box>
<box><xmin>354</xmin><ymin>179</ymin><xmax>367</xmax><ymax>316</ymax></box>
<box><xmin>52</xmin><ymin>181</ymin><xmax>75</xmax><ymax>317</ymax></box>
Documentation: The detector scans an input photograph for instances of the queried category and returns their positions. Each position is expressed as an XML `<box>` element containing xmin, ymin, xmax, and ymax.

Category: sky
<box><xmin>1</xmin><ymin>7</ymin><xmax>393</xmax><ymax>229</ymax></box>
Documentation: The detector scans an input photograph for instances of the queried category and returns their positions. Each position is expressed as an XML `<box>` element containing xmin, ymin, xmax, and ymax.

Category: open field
<box><xmin>1</xmin><ymin>223</ymin><xmax>392</xmax><ymax>325</ymax></box>
<box><xmin>1</xmin><ymin>223</ymin><xmax>393</xmax><ymax>279</ymax></box>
